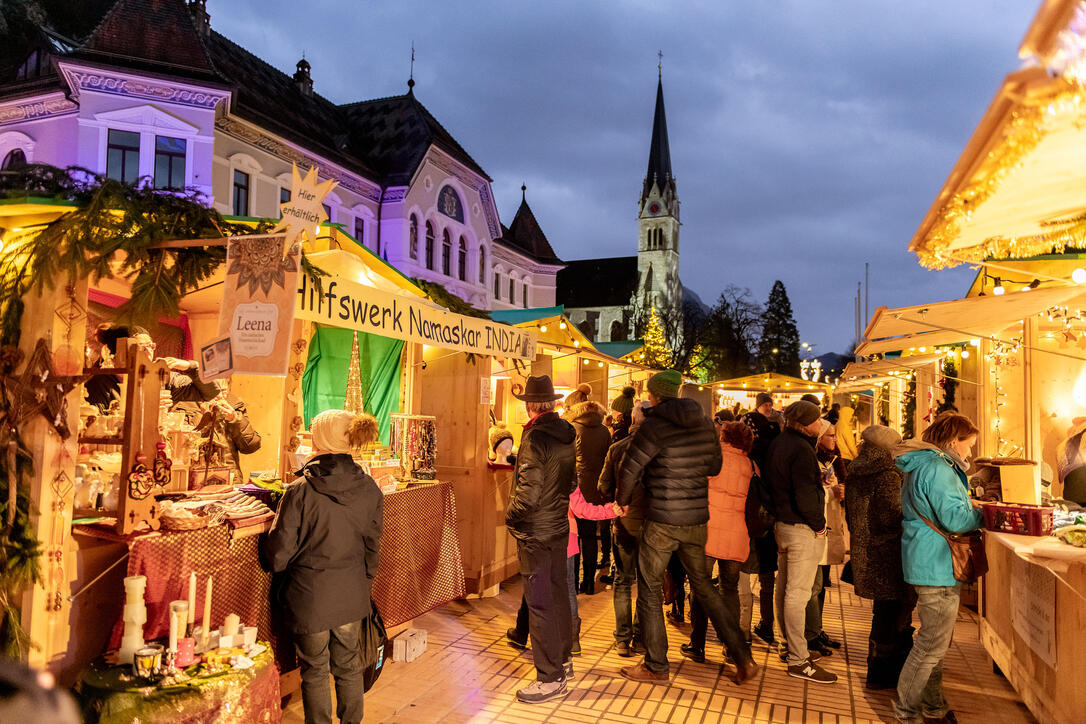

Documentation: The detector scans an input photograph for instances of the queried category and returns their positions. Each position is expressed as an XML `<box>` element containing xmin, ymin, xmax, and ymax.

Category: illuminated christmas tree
<box><xmin>344</xmin><ymin>331</ymin><xmax>365</xmax><ymax>415</ymax></box>
<box><xmin>642</xmin><ymin>307</ymin><xmax>673</xmax><ymax>369</ymax></box>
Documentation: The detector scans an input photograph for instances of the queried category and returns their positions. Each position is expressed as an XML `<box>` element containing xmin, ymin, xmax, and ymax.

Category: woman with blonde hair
<box><xmin>265</xmin><ymin>411</ymin><xmax>383</xmax><ymax>724</ymax></box>
<box><xmin>893</xmin><ymin>412</ymin><xmax>984</xmax><ymax>724</ymax></box>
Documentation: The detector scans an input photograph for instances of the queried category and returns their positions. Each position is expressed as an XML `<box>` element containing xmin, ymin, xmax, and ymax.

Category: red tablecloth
<box><xmin>372</xmin><ymin>481</ymin><xmax>466</xmax><ymax>626</ymax></box>
<box><xmin>93</xmin><ymin>525</ymin><xmax>273</xmax><ymax>652</ymax></box>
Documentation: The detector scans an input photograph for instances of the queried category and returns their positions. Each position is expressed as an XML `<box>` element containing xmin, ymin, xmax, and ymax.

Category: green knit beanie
<box><xmin>610</xmin><ymin>386</ymin><xmax>636</xmax><ymax>415</ymax></box>
<box><xmin>647</xmin><ymin>369</ymin><xmax>682</xmax><ymax>399</ymax></box>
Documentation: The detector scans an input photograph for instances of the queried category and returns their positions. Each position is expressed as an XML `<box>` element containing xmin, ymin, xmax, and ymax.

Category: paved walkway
<box><xmin>284</xmin><ymin>571</ymin><xmax>1035</xmax><ymax>723</ymax></box>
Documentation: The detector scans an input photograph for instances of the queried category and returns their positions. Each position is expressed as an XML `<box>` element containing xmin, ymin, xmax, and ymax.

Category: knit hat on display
<box><xmin>488</xmin><ymin>423</ymin><xmax>514</xmax><ymax>453</ymax></box>
<box><xmin>755</xmin><ymin>392</ymin><xmax>773</xmax><ymax>408</ymax></box>
<box><xmin>647</xmin><ymin>369</ymin><xmax>683</xmax><ymax>399</ymax></box>
<box><xmin>861</xmin><ymin>424</ymin><xmax>902</xmax><ymax>451</ymax></box>
<box><xmin>783</xmin><ymin>400</ymin><xmax>821</xmax><ymax>426</ymax></box>
<box><xmin>311</xmin><ymin>410</ymin><xmax>378</xmax><ymax>454</ymax></box>
<box><xmin>610</xmin><ymin>386</ymin><xmax>636</xmax><ymax>415</ymax></box>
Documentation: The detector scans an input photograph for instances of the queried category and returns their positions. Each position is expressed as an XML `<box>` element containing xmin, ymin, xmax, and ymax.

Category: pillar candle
<box><xmin>201</xmin><ymin>576</ymin><xmax>212</xmax><ymax>649</ymax></box>
<box><xmin>223</xmin><ymin>613</ymin><xmax>240</xmax><ymax>637</ymax></box>
<box><xmin>187</xmin><ymin>572</ymin><xmax>196</xmax><ymax>627</ymax></box>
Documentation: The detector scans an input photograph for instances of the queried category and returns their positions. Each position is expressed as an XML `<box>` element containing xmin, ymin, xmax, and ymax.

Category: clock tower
<box><xmin>636</xmin><ymin>71</ymin><xmax>681</xmax><ymax>326</ymax></box>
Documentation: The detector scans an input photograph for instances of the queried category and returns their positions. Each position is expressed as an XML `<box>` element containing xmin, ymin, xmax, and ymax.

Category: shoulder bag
<box><xmin>917</xmin><ymin>512</ymin><xmax>988</xmax><ymax>584</ymax></box>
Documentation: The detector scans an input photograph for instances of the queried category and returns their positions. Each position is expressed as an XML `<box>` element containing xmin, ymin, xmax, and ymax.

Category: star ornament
<box><xmin>273</xmin><ymin>164</ymin><xmax>338</xmax><ymax>250</ymax></box>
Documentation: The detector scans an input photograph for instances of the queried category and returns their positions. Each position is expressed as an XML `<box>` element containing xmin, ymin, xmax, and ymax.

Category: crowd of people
<box><xmin>502</xmin><ymin>371</ymin><xmax>985</xmax><ymax>724</ymax></box>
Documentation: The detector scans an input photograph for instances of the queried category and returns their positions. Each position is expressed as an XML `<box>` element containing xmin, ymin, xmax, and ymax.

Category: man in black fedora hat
<box><xmin>505</xmin><ymin>375</ymin><xmax>577</xmax><ymax>703</ymax></box>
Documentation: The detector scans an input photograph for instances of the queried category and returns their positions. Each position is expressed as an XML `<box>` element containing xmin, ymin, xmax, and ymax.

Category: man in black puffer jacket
<box><xmin>505</xmin><ymin>375</ymin><xmax>577</xmax><ymax>704</ymax></box>
<box><xmin>616</xmin><ymin>370</ymin><xmax>758</xmax><ymax>685</ymax></box>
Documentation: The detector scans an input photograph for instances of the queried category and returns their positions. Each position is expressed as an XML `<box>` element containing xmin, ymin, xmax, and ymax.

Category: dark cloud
<box><xmin>212</xmin><ymin>0</ymin><xmax>1038</xmax><ymax>352</ymax></box>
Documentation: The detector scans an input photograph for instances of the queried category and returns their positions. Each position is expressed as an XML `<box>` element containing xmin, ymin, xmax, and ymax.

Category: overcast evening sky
<box><xmin>212</xmin><ymin>0</ymin><xmax>1038</xmax><ymax>355</ymax></box>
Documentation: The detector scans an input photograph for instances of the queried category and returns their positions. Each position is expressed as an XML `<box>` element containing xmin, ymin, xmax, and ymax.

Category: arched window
<box><xmin>508</xmin><ymin>276</ymin><xmax>515</xmax><ymax>304</ymax></box>
<box><xmin>441</xmin><ymin>229</ymin><xmax>452</xmax><ymax>275</ymax></box>
<box><xmin>522</xmin><ymin>282</ymin><xmax>529</xmax><ymax>308</ymax></box>
<box><xmin>457</xmin><ymin>237</ymin><xmax>467</xmax><ymax>281</ymax></box>
<box><xmin>493</xmin><ymin>271</ymin><xmax>501</xmax><ymax>299</ymax></box>
<box><xmin>425</xmin><ymin>221</ymin><xmax>435</xmax><ymax>270</ymax></box>
<box><xmin>408</xmin><ymin>215</ymin><xmax>419</xmax><ymax>259</ymax></box>
<box><xmin>2</xmin><ymin>148</ymin><xmax>27</xmax><ymax>171</ymax></box>
<box><xmin>478</xmin><ymin>246</ymin><xmax>486</xmax><ymax>283</ymax></box>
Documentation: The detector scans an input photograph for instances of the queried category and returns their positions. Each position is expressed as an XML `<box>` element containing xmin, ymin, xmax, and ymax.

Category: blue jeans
<box><xmin>773</xmin><ymin>522</ymin><xmax>822</xmax><ymax>665</ymax></box>
<box><xmin>612</xmin><ymin>520</ymin><xmax>640</xmax><ymax>643</ymax></box>
<box><xmin>894</xmin><ymin>584</ymin><xmax>960</xmax><ymax>722</ymax></box>
<box><xmin>294</xmin><ymin>620</ymin><xmax>364</xmax><ymax>724</ymax></box>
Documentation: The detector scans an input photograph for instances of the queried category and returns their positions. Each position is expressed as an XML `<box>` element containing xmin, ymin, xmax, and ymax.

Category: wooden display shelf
<box><xmin>77</xmin><ymin>435</ymin><xmax>124</xmax><ymax>446</ymax></box>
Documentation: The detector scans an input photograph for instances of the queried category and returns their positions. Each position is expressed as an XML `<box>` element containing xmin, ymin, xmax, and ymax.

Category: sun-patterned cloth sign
<box><xmin>273</xmin><ymin>164</ymin><xmax>337</xmax><ymax>250</ymax></box>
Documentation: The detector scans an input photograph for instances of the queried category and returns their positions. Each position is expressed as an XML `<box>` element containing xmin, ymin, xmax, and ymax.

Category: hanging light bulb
<box><xmin>993</xmin><ymin>284</ymin><xmax>1005</xmax><ymax>296</ymax></box>
<box><xmin>1073</xmin><ymin>268</ymin><xmax>1086</xmax><ymax>284</ymax></box>
<box><xmin>540</xmin><ymin>325</ymin><xmax>547</xmax><ymax>333</ymax></box>
<box><xmin>559</xmin><ymin>321</ymin><xmax>567</xmax><ymax>329</ymax></box>
<box><xmin>961</xmin><ymin>350</ymin><xmax>970</xmax><ymax>359</ymax></box>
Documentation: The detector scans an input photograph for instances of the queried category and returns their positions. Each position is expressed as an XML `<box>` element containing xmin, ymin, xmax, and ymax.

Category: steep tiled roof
<box><xmin>341</xmin><ymin>90</ymin><xmax>491</xmax><ymax>186</ymax></box>
<box><xmin>75</xmin><ymin>0</ymin><xmax>217</xmax><ymax>79</ymax></box>
<box><xmin>496</xmin><ymin>191</ymin><xmax>562</xmax><ymax>264</ymax></box>
<box><xmin>556</xmin><ymin>256</ymin><xmax>638</xmax><ymax>309</ymax></box>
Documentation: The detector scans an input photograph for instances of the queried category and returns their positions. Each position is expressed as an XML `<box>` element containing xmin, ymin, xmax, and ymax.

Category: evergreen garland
<box><xmin>903</xmin><ymin>375</ymin><xmax>917</xmax><ymax>440</ymax></box>
<box><xmin>938</xmin><ymin>359</ymin><xmax>958</xmax><ymax>413</ymax></box>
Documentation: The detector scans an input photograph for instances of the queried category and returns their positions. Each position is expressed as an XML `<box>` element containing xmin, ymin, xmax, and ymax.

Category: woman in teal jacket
<box><xmin>893</xmin><ymin>412</ymin><xmax>984</xmax><ymax>724</ymax></box>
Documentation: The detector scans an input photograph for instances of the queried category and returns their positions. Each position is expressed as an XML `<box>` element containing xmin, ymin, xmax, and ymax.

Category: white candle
<box><xmin>201</xmin><ymin>576</ymin><xmax>212</xmax><ymax>649</ymax></box>
<box><xmin>223</xmin><ymin>613</ymin><xmax>240</xmax><ymax>637</ymax></box>
<box><xmin>187</xmin><ymin>572</ymin><xmax>196</xmax><ymax>633</ymax></box>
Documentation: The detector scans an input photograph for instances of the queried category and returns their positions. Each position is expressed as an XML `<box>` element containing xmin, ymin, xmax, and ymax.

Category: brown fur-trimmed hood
<box><xmin>565</xmin><ymin>400</ymin><xmax>608</xmax><ymax>426</ymax></box>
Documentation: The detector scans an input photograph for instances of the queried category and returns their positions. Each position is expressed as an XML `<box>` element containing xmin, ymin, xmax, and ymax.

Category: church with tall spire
<box><xmin>556</xmin><ymin>69</ymin><xmax>684</xmax><ymax>344</ymax></box>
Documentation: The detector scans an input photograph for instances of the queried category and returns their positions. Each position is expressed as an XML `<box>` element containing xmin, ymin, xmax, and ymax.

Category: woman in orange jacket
<box><xmin>682</xmin><ymin>421</ymin><xmax>755</xmax><ymax>662</ymax></box>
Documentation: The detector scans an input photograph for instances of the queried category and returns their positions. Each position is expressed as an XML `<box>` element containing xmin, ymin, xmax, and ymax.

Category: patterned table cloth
<box><xmin>373</xmin><ymin>481</ymin><xmax>466</xmax><ymax>626</ymax></box>
<box><xmin>83</xmin><ymin>480</ymin><xmax>464</xmax><ymax>665</ymax></box>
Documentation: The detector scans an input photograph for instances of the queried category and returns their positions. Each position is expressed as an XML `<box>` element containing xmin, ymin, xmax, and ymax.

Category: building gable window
<box><xmin>508</xmin><ymin>276</ymin><xmax>515</xmax><ymax>304</ymax></box>
<box><xmin>409</xmin><ymin>215</ymin><xmax>419</xmax><ymax>259</ymax></box>
<box><xmin>522</xmin><ymin>283</ymin><xmax>528</xmax><ymax>308</ymax></box>
<box><xmin>478</xmin><ymin>247</ymin><xmax>486</xmax><ymax>283</ymax></box>
<box><xmin>354</xmin><ymin>216</ymin><xmax>365</xmax><ymax>247</ymax></box>
<box><xmin>494</xmin><ymin>271</ymin><xmax>501</xmax><ymax>299</ymax></box>
<box><xmin>441</xmin><ymin>229</ymin><xmax>452</xmax><ymax>275</ymax></box>
<box><xmin>106</xmin><ymin>129</ymin><xmax>140</xmax><ymax>184</ymax></box>
<box><xmin>425</xmin><ymin>222</ymin><xmax>435</xmax><ymax>270</ymax></box>
<box><xmin>231</xmin><ymin>170</ymin><xmax>250</xmax><ymax>216</ymax></box>
<box><xmin>1</xmin><ymin>149</ymin><xmax>27</xmax><ymax>171</ymax></box>
<box><xmin>153</xmin><ymin>136</ymin><xmax>186</xmax><ymax>190</ymax></box>
<box><xmin>437</xmin><ymin>185</ymin><xmax>464</xmax><ymax>222</ymax></box>
<box><xmin>457</xmin><ymin>237</ymin><xmax>467</xmax><ymax>281</ymax></box>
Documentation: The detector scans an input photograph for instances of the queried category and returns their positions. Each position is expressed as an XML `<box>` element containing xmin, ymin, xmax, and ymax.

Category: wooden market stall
<box><xmin>882</xmin><ymin>4</ymin><xmax>1086</xmax><ymax>719</ymax></box>
<box><xmin>705</xmin><ymin>372</ymin><xmax>833</xmax><ymax>414</ymax></box>
<box><xmin>836</xmin><ymin>353</ymin><xmax>947</xmax><ymax>433</ymax></box>
<box><xmin>0</xmin><ymin>194</ymin><xmax>538</xmax><ymax>714</ymax></box>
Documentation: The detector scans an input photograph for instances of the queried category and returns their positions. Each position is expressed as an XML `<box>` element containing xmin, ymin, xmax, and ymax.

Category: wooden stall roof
<box><xmin>840</xmin><ymin>352</ymin><xmax>946</xmax><ymax>382</ymax></box>
<box><xmin>707</xmin><ymin>372</ymin><xmax>831</xmax><ymax>394</ymax></box>
<box><xmin>856</xmin><ymin>285</ymin><xmax>1084</xmax><ymax>356</ymax></box>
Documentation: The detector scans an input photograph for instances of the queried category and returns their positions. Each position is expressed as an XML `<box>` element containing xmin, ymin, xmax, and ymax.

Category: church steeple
<box><xmin>641</xmin><ymin>74</ymin><xmax>675</xmax><ymax>208</ymax></box>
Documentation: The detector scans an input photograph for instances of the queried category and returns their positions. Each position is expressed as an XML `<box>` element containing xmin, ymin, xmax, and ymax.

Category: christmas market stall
<box><xmin>0</xmin><ymin>166</ymin><xmax>536</xmax><ymax>720</ymax></box>
<box><xmin>705</xmin><ymin>372</ymin><xmax>833</xmax><ymax>414</ymax></box>
<box><xmin>875</xmin><ymin>4</ymin><xmax>1086</xmax><ymax>718</ymax></box>
<box><xmin>835</xmin><ymin>352</ymin><xmax>947</xmax><ymax>433</ymax></box>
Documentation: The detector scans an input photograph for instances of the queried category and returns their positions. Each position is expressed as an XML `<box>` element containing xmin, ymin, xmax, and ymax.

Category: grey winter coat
<box><xmin>844</xmin><ymin>441</ymin><xmax>907</xmax><ymax>600</ymax></box>
<box><xmin>265</xmin><ymin>454</ymin><xmax>383</xmax><ymax>634</ymax></box>
<box><xmin>616</xmin><ymin>397</ymin><xmax>723</xmax><ymax>527</ymax></box>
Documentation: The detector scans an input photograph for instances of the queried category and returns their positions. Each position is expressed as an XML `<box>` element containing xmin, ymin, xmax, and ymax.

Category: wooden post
<box><xmin>18</xmin><ymin>280</ymin><xmax>87</xmax><ymax>672</ymax></box>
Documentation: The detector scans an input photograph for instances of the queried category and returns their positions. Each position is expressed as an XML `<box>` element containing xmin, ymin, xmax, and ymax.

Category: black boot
<box><xmin>571</xmin><ymin>617</ymin><xmax>582</xmax><ymax>656</ymax></box>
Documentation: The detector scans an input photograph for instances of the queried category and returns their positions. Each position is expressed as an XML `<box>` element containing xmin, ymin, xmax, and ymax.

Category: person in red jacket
<box><xmin>682</xmin><ymin>421</ymin><xmax>755</xmax><ymax>662</ymax></box>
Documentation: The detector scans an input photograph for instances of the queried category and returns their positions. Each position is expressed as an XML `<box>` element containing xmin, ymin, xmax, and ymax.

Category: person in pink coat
<box><xmin>682</xmin><ymin>421</ymin><xmax>755</xmax><ymax>662</ymax></box>
<box><xmin>507</xmin><ymin>488</ymin><xmax>623</xmax><ymax>659</ymax></box>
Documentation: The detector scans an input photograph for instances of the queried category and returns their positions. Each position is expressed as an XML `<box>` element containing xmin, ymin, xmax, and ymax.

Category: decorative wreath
<box><xmin>511</xmin><ymin>382</ymin><xmax>524</xmax><ymax>396</ymax></box>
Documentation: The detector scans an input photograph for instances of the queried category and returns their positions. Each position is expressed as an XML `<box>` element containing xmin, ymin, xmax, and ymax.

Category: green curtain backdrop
<box><xmin>301</xmin><ymin>326</ymin><xmax>404</xmax><ymax>444</ymax></box>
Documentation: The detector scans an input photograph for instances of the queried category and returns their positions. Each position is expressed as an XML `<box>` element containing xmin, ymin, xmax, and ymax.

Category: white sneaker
<box><xmin>516</xmin><ymin>677</ymin><xmax>568</xmax><ymax>703</ymax></box>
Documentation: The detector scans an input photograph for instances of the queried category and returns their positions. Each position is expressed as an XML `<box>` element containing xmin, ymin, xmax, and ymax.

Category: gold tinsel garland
<box><xmin>918</xmin><ymin>80</ymin><xmax>1086</xmax><ymax>269</ymax></box>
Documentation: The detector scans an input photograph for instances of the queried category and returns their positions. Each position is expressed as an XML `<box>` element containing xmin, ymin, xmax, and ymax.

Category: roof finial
<box><xmin>407</xmin><ymin>42</ymin><xmax>415</xmax><ymax>92</ymax></box>
<box><xmin>657</xmin><ymin>50</ymin><xmax>663</xmax><ymax>79</ymax></box>
<box><xmin>521</xmin><ymin>183</ymin><xmax>526</xmax><ymax>202</ymax></box>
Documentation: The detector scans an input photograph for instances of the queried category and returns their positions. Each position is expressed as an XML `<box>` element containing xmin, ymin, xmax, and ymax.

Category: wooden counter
<box><xmin>979</xmin><ymin>531</ymin><xmax>1086</xmax><ymax>724</ymax></box>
